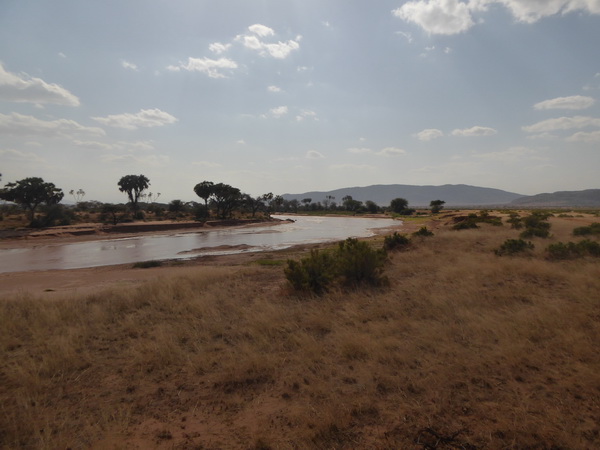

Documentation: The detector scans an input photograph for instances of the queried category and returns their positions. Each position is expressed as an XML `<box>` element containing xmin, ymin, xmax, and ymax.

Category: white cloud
<box><xmin>306</xmin><ymin>150</ymin><xmax>325</xmax><ymax>159</ymax></box>
<box><xmin>58</xmin><ymin>52</ymin><xmax>67</xmax><ymax>59</ymax></box>
<box><xmin>269</xmin><ymin>106</ymin><xmax>288</xmax><ymax>118</ymax></box>
<box><xmin>395</xmin><ymin>31</ymin><xmax>414</xmax><ymax>43</ymax></box>
<box><xmin>452</xmin><ymin>125</ymin><xmax>497</xmax><ymax>136</ymax></box>
<box><xmin>392</xmin><ymin>1</ymin><xmax>600</xmax><ymax>35</ymax></box>
<box><xmin>209</xmin><ymin>42</ymin><xmax>232</xmax><ymax>54</ymax></box>
<box><xmin>377</xmin><ymin>147</ymin><xmax>407</xmax><ymax>156</ymax></box>
<box><xmin>248</xmin><ymin>24</ymin><xmax>275</xmax><ymax>37</ymax></box>
<box><xmin>296</xmin><ymin>109</ymin><xmax>317</xmax><ymax>121</ymax></box>
<box><xmin>236</xmin><ymin>139</ymin><xmax>246</xmax><ymax>145</ymax></box>
<box><xmin>121</xmin><ymin>60</ymin><xmax>138</xmax><ymax>71</ymax></box>
<box><xmin>267</xmin><ymin>85</ymin><xmax>282</xmax><ymax>93</ymax></box>
<box><xmin>166</xmin><ymin>57</ymin><xmax>238</xmax><ymax>78</ymax></box>
<box><xmin>534</xmin><ymin>95</ymin><xmax>595</xmax><ymax>110</ymax></box>
<box><xmin>346</xmin><ymin>147</ymin><xmax>372</xmax><ymax>154</ymax></box>
<box><xmin>92</xmin><ymin>108</ymin><xmax>178</xmax><ymax>130</ymax></box>
<box><xmin>0</xmin><ymin>63</ymin><xmax>80</xmax><ymax>106</ymax></box>
<box><xmin>523</xmin><ymin>116</ymin><xmax>600</xmax><ymax>133</ymax></box>
<box><xmin>392</xmin><ymin>0</ymin><xmax>477</xmax><ymax>35</ymax></box>
<box><xmin>416</xmin><ymin>128</ymin><xmax>444</xmax><ymax>141</ymax></box>
<box><xmin>495</xmin><ymin>0</ymin><xmax>600</xmax><ymax>23</ymax></box>
<box><xmin>0</xmin><ymin>112</ymin><xmax>104</xmax><ymax>138</ymax></box>
<box><xmin>566</xmin><ymin>130</ymin><xmax>600</xmax><ymax>143</ymax></box>
<box><xmin>235</xmin><ymin>25</ymin><xmax>300</xmax><ymax>59</ymax></box>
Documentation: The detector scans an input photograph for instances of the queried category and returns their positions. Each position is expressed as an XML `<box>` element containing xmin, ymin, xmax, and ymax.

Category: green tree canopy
<box><xmin>117</xmin><ymin>174</ymin><xmax>149</xmax><ymax>211</ymax></box>
<box><xmin>193</xmin><ymin>181</ymin><xmax>215</xmax><ymax>207</ymax></box>
<box><xmin>211</xmin><ymin>183</ymin><xmax>241</xmax><ymax>219</ymax></box>
<box><xmin>430</xmin><ymin>199</ymin><xmax>446</xmax><ymax>214</ymax></box>
<box><xmin>389</xmin><ymin>197</ymin><xmax>409</xmax><ymax>214</ymax></box>
<box><xmin>0</xmin><ymin>177</ymin><xmax>64</xmax><ymax>222</ymax></box>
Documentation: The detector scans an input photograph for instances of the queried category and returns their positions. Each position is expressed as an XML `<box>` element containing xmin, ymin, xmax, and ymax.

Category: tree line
<box><xmin>0</xmin><ymin>174</ymin><xmax>445</xmax><ymax>227</ymax></box>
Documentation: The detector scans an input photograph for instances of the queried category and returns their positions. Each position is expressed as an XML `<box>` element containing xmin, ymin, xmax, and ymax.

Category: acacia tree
<box><xmin>0</xmin><ymin>177</ymin><xmax>64</xmax><ymax>223</ymax></box>
<box><xmin>211</xmin><ymin>183</ymin><xmax>241</xmax><ymax>219</ymax></box>
<box><xmin>117</xmin><ymin>174</ymin><xmax>149</xmax><ymax>212</ymax></box>
<box><xmin>389</xmin><ymin>197</ymin><xmax>413</xmax><ymax>215</ymax></box>
<box><xmin>193</xmin><ymin>181</ymin><xmax>215</xmax><ymax>208</ymax></box>
<box><xmin>430</xmin><ymin>199</ymin><xmax>446</xmax><ymax>214</ymax></box>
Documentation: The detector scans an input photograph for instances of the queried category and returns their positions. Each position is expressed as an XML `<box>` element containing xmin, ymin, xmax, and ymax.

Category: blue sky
<box><xmin>1</xmin><ymin>0</ymin><xmax>599</xmax><ymax>203</ymax></box>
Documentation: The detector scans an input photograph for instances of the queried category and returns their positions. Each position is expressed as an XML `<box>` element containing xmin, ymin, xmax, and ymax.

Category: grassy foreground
<box><xmin>1</xmin><ymin>214</ymin><xmax>599</xmax><ymax>449</ymax></box>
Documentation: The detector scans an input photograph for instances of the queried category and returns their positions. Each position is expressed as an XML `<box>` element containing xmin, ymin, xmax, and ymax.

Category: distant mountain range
<box><xmin>282</xmin><ymin>184</ymin><xmax>600</xmax><ymax>207</ymax></box>
<box><xmin>510</xmin><ymin>189</ymin><xmax>600</xmax><ymax>207</ymax></box>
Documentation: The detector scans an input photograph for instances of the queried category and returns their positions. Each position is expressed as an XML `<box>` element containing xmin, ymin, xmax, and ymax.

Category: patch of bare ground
<box><xmin>1</xmin><ymin>213</ymin><xmax>599</xmax><ymax>448</ymax></box>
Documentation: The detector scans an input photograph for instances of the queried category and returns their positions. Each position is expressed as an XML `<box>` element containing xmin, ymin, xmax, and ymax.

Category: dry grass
<box><xmin>1</xmin><ymin>213</ymin><xmax>599</xmax><ymax>448</ymax></box>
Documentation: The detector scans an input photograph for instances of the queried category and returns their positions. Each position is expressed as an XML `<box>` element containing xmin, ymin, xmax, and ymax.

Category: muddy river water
<box><xmin>0</xmin><ymin>215</ymin><xmax>402</xmax><ymax>273</ymax></box>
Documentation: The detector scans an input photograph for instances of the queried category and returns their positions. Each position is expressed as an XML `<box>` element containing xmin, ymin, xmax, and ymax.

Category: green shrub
<box><xmin>495</xmin><ymin>239</ymin><xmax>534</xmax><ymax>256</ymax></box>
<box><xmin>285</xmin><ymin>238</ymin><xmax>389</xmax><ymax>294</ymax></box>
<box><xmin>519</xmin><ymin>212</ymin><xmax>551</xmax><ymax>238</ymax></box>
<box><xmin>335</xmin><ymin>238</ymin><xmax>388</xmax><ymax>286</ymax></box>
<box><xmin>133</xmin><ymin>260</ymin><xmax>163</xmax><ymax>268</ymax></box>
<box><xmin>506</xmin><ymin>212</ymin><xmax>523</xmax><ymax>229</ymax></box>
<box><xmin>546</xmin><ymin>240</ymin><xmax>600</xmax><ymax>260</ymax></box>
<box><xmin>413</xmin><ymin>226</ymin><xmax>434</xmax><ymax>237</ymax></box>
<box><xmin>383</xmin><ymin>232</ymin><xmax>411</xmax><ymax>251</ymax></box>
<box><xmin>284</xmin><ymin>249</ymin><xmax>336</xmax><ymax>294</ymax></box>
<box><xmin>573</xmin><ymin>222</ymin><xmax>600</xmax><ymax>236</ymax></box>
<box><xmin>452</xmin><ymin>211</ymin><xmax>502</xmax><ymax>230</ymax></box>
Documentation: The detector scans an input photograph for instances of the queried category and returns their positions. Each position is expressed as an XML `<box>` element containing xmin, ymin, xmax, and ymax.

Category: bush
<box><xmin>285</xmin><ymin>238</ymin><xmax>389</xmax><ymax>294</ymax></box>
<box><xmin>284</xmin><ymin>249</ymin><xmax>336</xmax><ymax>294</ymax></box>
<box><xmin>519</xmin><ymin>212</ymin><xmax>551</xmax><ymax>238</ymax></box>
<box><xmin>30</xmin><ymin>204</ymin><xmax>75</xmax><ymax>228</ymax></box>
<box><xmin>336</xmin><ymin>238</ymin><xmax>388</xmax><ymax>286</ymax></box>
<box><xmin>546</xmin><ymin>240</ymin><xmax>600</xmax><ymax>260</ymax></box>
<box><xmin>506</xmin><ymin>212</ymin><xmax>523</xmax><ymax>229</ymax></box>
<box><xmin>413</xmin><ymin>226</ymin><xmax>434</xmax><ymax>237</ymax></box>
<box><xmin>573</xmin><ymin>222</ymin><xmax>600</xmax><ymax>236</ymax></box>
<box><xmin>452</xmin><ymin>212</ymin><xmax>502</xmax><ymax>230</ymax></box>
<box><xmin>494</xmin><ymin>239</ymin><xmax>534</xmax><ymax>256</ymax></box>
<box><xmin>383</xmin><ymin>232</ymin><xmax>410</xmax><ymax>251</ymax></box>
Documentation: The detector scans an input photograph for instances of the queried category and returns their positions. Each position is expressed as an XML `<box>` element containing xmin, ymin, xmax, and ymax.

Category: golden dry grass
<box><xmin>1</xmin><ymin>213</ymin><xmax>599</xmax><ymax>449</ymax></box>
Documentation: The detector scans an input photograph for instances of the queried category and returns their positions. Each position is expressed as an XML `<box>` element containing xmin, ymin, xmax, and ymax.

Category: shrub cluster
<box><xmin>413</xmin><ymin>226</ymin><xmax>434</xmax><ymax>237</ymax></box>
<box><xmin>452</xmin><ymin>211</ymin><xmax>502</xmax><ymax>230</ymax></box>
<box><xmin>573</xmin><ymin>222</ymin><xmax>600</xmax><ymax>236</ymax></box>
<box><xmin>383</xmin><ymin>232</ymin><xmax>411</xmax><ymax>251</ymax></box>
<box><xmin>285</xmin><ymin>238</ymin><xmax>388</xmax><ymax>294</ymax></box>
<box><xmin>519</xmin><ymin>212</ymin><xmax>552</xmax><ymax>238</ymax></box>
<box><xmin>284</xmin><ymin>249</ymin><xmax>336</xmax><ymax>294</ymax></box>
<box><xmin>546</xmin><ymin>240</ymin><xmax>600</xmax><ymax>260</ymax></box>
<box><xmin>494</xmin><ymin>239</ymin><xmax>534</xmax><ymax>256</ymax></box>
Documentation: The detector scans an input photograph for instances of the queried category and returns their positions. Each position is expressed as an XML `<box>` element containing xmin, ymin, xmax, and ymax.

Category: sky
<box><xmin>1</xmin><ymin>0</ymin><xmax>599</xmax><ymax>204</ymax></box>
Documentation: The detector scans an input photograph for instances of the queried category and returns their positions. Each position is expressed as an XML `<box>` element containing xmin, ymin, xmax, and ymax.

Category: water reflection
<box><xmin>0</xmin><ymin>215</ymin><xmax>401</xmax><ymax>273</ymax></box>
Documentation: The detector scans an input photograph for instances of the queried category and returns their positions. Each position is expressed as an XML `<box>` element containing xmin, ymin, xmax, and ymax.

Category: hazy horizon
<box><xmin>1</xmin><ymin>1</ymin><xmax>600</xmax><ymax>203</ymax></box>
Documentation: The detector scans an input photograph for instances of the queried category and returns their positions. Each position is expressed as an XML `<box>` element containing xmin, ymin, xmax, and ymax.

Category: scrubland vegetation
<box><xmin>1</xmin><ymin>212</ymin><xmax>599</xmax><ymax>448</ymax></box>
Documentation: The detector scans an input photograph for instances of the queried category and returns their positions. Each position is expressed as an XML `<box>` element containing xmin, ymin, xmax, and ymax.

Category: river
<box><xmin>0</xmin><ymin>215</ymin><xmax>402</xmax><ymax>273</ymax></box>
